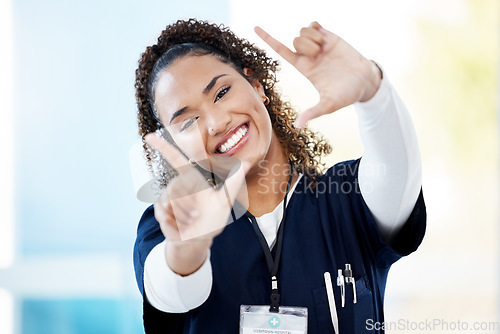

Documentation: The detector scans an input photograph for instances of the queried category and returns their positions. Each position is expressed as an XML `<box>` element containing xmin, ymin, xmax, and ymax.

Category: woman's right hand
<box><xmin>145</xmin><ymin>133</ymin><xmax>247</xmax><ymax>276</ymax></box>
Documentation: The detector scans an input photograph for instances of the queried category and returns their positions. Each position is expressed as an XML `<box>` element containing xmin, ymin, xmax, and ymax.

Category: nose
<box><xmin>206</xmin><ymin>109</ymin><xmax>231</xmax><ymax>137</ymax></box>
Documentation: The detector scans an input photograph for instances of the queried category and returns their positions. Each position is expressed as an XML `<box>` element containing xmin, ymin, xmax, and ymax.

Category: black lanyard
<box><xmin>247</xmin><ymin>170</ymin><xmax>293</xmax><ymax>313</ymax></box>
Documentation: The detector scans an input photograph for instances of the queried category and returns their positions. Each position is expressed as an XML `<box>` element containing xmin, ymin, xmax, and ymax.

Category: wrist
<box><xmin>360</xmin><ymin>60</ymin><xmax>383</xmax><ymax>102</ymax></box>
<box><xmin>165</xmin><ymin>239</ymin><xmax>211</xmax><ymax>276</ymax></box>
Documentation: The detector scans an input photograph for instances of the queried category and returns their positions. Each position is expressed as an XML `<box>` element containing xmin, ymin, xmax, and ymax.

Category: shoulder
<box><xmin>323</xmin><ymin>159</ymin><xmax>361</xmax><ymax>179</ymax></box>
<box><xmin>306</xmin><ymin>158</ymin><xmax>361</xmax><ymax>191</ymax></box>
<box><xmin>293</xmin><ymin>159</ymin><xmax>362</xmax><ymax>200</ymax></box>
<box><xmin>138</xmin><ymin>205</ymin><xmax>156</xmax><ymax>229</ymax></box>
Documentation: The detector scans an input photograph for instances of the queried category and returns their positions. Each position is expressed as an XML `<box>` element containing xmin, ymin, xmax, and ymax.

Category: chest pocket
<box><xmin>312</xmin><ymin>275</ymin><xmax>375</xmax><ymax>333</ymax></box>
<box><xmin>350</xmin><ymin>276</ymin><xmax>376</xmax><ymax>333</ymax></box>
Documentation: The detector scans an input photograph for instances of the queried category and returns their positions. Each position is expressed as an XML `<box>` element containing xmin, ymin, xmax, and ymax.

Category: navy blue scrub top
<box><xmin>133</xmin><ymin>159</ymin><xmax>427</xmax><ymax>334</ymax></box>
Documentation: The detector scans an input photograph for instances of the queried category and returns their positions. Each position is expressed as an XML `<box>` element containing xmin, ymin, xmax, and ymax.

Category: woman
<box><xmin>133</xmin><ymin>19</ymin><xmax>426</xmax><ymax>333</ymax></box>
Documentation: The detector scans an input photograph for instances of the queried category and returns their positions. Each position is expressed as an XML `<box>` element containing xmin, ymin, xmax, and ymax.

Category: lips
<box><xmin>216</xmin><ymin>123</ymin><xmax>249</xmax><ymax>154</ymax></box>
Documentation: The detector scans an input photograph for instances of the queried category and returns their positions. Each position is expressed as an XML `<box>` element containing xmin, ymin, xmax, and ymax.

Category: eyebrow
<box><xmin>169</xmin><ymin>74</ymin><xmax>228</xmax><ymax>125</ymax></box>
<box><xmin>169</xmin><ymin>106</ymin><xmax>188</xmax><ymax>125</ymax></box>
<box><xmin>203</xmin><ymin>74</ymin><xmax>227</xmax><ymax>94</ymax></box>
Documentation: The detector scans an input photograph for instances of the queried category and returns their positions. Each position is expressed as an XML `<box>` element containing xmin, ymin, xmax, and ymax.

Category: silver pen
<box><xmin>344</xmin><ymin>264</ymin><xmax>357</xmax><ymax>304</ymax></box>
<box><xmin>336</xmin><ymin>269</ymin><xmax>345</xmax><ymax>307</ymax></box>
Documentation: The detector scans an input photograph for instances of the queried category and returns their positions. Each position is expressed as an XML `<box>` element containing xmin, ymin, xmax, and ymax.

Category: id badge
<box><xmin>239</xmin><ymin>305</ymin><xmax>308</xmax><ymax>334</ymax></box>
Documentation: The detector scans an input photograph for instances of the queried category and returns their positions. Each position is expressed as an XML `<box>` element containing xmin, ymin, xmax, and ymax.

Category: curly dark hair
<box><xmin>135</xmin><ymin>18</ymin><xmax>332</xmax><ymax>186</ymax></box>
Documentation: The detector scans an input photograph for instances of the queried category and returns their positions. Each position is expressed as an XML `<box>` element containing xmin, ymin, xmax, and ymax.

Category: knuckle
<box><xmin>162</xmin><ymin>214</ymin><xmax>178</xmax><ymax>231</ymax></box>
<box><xmin>157</xmin><ymin>187</ymin><xmax>169</xmax><ymax>202</ymax></box>
<box><xmin>165</xmin><ymin>182</ymin><xmax>179</xmax><ymax>199</ymax></box>
<box><xmin>293</xmin><ymin>37</ymin><xmax>302</xmax><ymax>49</ymax></box>
<box><xmin>157</xmin><ymin>197</ymin><xmax>169</xmax><ymax>211</ymax></box>
<box><xmin>153</xmin><ymin>201</ymin><xmax>163</xmax><ymax>213</ymax></box>
<box><xmin>310</xmin><ymin>42</ymin><xmax>321</xmax><ymax>52</ymax></box>
<box><xmin>154</xmin><ymin>208</ymin><xmax>166</xmax><ymax>224</ymax></box>
<box><xmin>294</xmin><ymin>39</ymin><xmax>318</xmax><ymax>55</ymax></box>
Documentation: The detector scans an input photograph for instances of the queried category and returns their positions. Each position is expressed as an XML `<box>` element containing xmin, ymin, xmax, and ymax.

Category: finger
<box><xmin>154</xmin><ymin>201</ymin><xmax>182</xmax><ymax>240</ymax></box>
<box><xmin>254</xmin><ymin>26</ymin><xmax>298</xmax><ymax>65</ymax></box>
<box><xmin>310</xmin><ymin>21</ymin><xmax>330</xmax><ymax>37</ymax></box>
<box><xmin>177</xmin><ymin>187</ymin><xmax>230</xmax><ymax>241</ymax></box>
<box><xmin>170</xmin><ymin>200</ymin><xmax>198</xmax><ymax>225</ymax></box>
<box><xmin>166</xmin><ymin>168</ymin><xmax>212</xmax><ymax>199</ymax></box>
<box><xmin>309</xmin><ymin>21</ymin><xmax>322</xmax><ymax>29</ymax></box>
<box><xmin>154</xmin><ymin>200</ymin><xmax>169</xmax><ymax>226</ymax></box>
<box><xmin>155</xmin><ymin>191</ymin><xmax>198</xmax><ymax>236</ymax></box>
<box><xmin>314</xmin><ymin>24</ymin><xmax>344</xmax><ymax>49</ymax></box>
<box><xmin>295</xmin><ymin>98</ymin><xmax>338</xmax><ymax>128</ymax></box>
<box><xmin>299</xmin><ymin>26</ymin><xmax>323</xmax><ymax>45</ymax></box>
<box><xmin>155</xmin><ymin>187</ymin><xmax>177</xmax><ymax>222</ymax></box>
<box><xmin>165</xmin><ymin>181</ymin><xmax>200</xmax><ymax>219</ymax></box>
<box><xmin>145</xmin><ymin>132</ymin><xmax>189</xmax><ymax>169</ymax></box>
<box><xmin>155</xmin><ymin>188</ymin><xmax>172</xmax><ymax>219</ymax></box>
<box><xmin>293</xmin><ymin>37</ymin><xmax>322</xmax><ymax>57</ymax></box>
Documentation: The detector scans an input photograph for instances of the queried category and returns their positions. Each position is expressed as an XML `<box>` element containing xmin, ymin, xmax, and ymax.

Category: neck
<box><xmin>245</xmin><ymin>136</ymin><xmax>296</xmax><ymax>217</ymax></box>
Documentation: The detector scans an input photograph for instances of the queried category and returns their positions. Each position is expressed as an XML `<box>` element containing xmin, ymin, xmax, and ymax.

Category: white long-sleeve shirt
<box><xmin>143</xmin><ymin>74</ymin><xmax>422</xmax><ymax>313</ymax></box>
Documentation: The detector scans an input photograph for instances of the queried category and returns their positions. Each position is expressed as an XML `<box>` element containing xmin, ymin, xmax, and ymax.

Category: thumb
<box><xmin>295</xmin><ymin>97</ymin><xmax>338</xmax><ymax>128</ymax></box>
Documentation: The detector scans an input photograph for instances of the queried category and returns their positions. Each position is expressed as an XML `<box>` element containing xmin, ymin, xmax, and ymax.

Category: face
<box><xmin>153</xmin><ymin>54</ymin><xmax>280</xmax><ymax>176</ymax></box>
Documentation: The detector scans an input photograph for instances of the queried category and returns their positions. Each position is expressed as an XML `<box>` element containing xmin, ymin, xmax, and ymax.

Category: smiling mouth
<box><xmin>216</xmin><ymin>123</ymin><xmax>249</xmax><ymax>154</ymax></box>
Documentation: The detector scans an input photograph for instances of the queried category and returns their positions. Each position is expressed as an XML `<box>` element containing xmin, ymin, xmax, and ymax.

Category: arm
<box><xmin>133</xmin><ymin>205</ymin><xmax>214</xmax><ymax>313</ymax></box>
<box><xmin>355</xmin><ymin>73</ymin><xmax>422</xmax><ymax>241</ymax></box>
<box><xmin>141</xmin><ymin>134</ymin><xmax>246</xmax><ymax>312</ymax></box>
<box><xmin>255</xmin><ymin>23</ymin><xmax>422</xmax><ymax>240</ymax></box>
<box><xmin>143</xmin><ymin>241</ymin><xmax>213</xmax><ymax>312</ymax></box>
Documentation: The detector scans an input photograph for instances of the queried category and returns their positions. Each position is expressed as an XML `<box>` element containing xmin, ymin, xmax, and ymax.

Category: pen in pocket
<box><xmin>324</xmin><ymin>272</ymin><xmax>339</xmax><ymax>334</ymax></box>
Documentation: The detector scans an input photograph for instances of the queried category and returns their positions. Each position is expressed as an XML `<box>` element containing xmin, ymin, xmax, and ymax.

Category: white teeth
<box><xmin>218</xmin><ymin>125</ymin><xmax>248</xmax><ymax>153</ymax></box>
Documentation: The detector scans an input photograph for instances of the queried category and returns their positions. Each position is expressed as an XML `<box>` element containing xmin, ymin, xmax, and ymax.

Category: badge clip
<box><xmin>270</xmin><ymin>276</ymin><xmax>280</xmax><ymax>313</ymax></box>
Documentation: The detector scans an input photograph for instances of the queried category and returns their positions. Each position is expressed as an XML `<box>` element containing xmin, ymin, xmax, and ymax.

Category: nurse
<box><xmin>133</xmin><ymin>19</ymin><xmax>426</xmax><ymax>333</ymax></box>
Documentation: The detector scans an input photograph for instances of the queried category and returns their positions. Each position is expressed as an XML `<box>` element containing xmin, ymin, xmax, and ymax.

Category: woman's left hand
<box><xmin>255</xmin><ymin>22</ymin><xmax>382</xmax><ymax>128</ymax></box>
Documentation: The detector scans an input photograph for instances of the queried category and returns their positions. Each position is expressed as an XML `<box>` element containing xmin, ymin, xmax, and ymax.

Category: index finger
<box><xmin>254</xmin><ymin>26</ymin><xmax>298</xmax><ymax>65</ymax></box>
<box><xmin>145</xmin><ymin>132</ymin><xmax>189</xmax><ymax>170</ymax></box>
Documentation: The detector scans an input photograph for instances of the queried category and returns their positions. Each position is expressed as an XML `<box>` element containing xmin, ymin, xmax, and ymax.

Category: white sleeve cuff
<box><xmin>143</xmin><ymin>240</ymin><xmax>213</xmax><ymax>313</ymax></box>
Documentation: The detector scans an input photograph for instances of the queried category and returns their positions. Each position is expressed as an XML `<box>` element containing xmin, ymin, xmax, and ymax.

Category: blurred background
<box><xmin>0</xmin><ymin>0</ymin><xmax>497</xmax><ymax>333</ymax></box>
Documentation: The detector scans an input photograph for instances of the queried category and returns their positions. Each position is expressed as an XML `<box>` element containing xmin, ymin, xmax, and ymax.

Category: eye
<box><xmin>180</xmin><ymin>116</ymin><xmax>199</xmax><ymax>131</ymax></box>
<box><xmin>215</xmin><ymin>86</ymin><xmax>230</xmax><ymax>102</ymax></box>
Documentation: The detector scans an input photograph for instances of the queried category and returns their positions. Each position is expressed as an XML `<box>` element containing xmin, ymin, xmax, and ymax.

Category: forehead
<box><xmin>154</xmin><ymin>55</ymin><xmax>239</xmax><ymax>98</ymax></box>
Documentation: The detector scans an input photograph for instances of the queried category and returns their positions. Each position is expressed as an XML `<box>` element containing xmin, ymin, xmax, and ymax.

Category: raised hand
<box><xmin>255</xmin><ymin>22</ymin><xmax>382</xmax><ymax>128</ymax></box>
<box><xmin>145</xmin><ymin>132</ymin><xmax>247</xmax><ymax>275</ymax></box>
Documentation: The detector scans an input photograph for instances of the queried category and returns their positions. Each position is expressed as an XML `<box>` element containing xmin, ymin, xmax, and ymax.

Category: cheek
<box><xmin>253</xmin><ymin>105</ymin><xmax>273</xmax><ymax>140</ymax></box>
<box><xmin>243</xmin><ymin>93</ymin><xmax>269</xmax><ymax>123</ymax></box>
